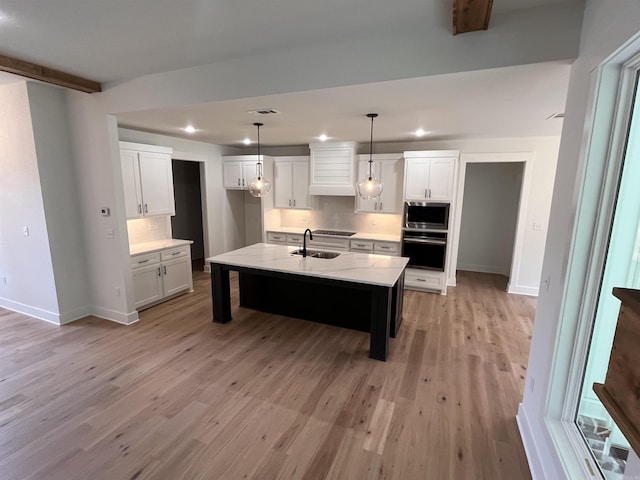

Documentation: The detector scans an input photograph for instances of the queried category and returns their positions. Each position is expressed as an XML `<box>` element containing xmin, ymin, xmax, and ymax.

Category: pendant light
<box><xmin>356</xmin><ymin>113</ymin><xmax>383</xmax><ymax>200</ymax></box>
<box><xmin>248</xmin><ymin>122</ymin><xmax>272</xmax><ymax>197</ymax></box>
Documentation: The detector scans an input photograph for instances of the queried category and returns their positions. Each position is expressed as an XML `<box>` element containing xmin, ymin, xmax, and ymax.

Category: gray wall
<box><xmin>458</xmin><ymin>162</ymin><xmax>522</xmax><ymax>276</ymax></box>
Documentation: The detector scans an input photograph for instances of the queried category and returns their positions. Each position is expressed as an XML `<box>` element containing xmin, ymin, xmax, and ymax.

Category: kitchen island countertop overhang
<box><xmin>206</xmin><ymin>243</ymin><xmax>409</xmax><ymax>361</ymax></box>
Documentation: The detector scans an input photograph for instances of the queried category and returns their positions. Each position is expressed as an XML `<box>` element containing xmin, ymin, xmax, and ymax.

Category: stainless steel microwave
<box><xmin>403</xmin><ymin>202</ymin><xmax>449</xmax><ymax>230</ymax></box>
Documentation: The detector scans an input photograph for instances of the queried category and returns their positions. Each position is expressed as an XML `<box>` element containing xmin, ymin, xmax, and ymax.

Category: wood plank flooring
<box><xmin>0</xmin><ymin>270</ymin><xmax>535</xmax><ymax>479</ymax></box>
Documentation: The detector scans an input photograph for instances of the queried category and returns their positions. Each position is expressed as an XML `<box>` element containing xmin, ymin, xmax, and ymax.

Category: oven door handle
<box><xmin>403</xmin><ymin>238</ymin><xmax>446</xmax><ymax>246</ymax></box>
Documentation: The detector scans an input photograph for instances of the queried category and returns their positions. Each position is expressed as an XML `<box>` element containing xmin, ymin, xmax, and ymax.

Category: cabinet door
<box><xmin>428</xmin><ymin>158</ymin><xmax>456</xmax><ymax>202</ymax></box>
<box><xmin>138</xmin><ymin>152</ymin><xmax>175</xmax><ymax>216</ymax></box>
<box><xmin>223</xmin><ymin>162</ymin><xmax>243</xmax><ymax>188</ymax></box>
<box><xmin>404</xmin><ymin>159</ymin><xmax>430</xmax><ymax>201</ymax></box>
<box><xmin>162</xmin><ymin>256</ymin><xmax>192</xmax><ymax>297</ymax></box>
<box><xmin>274</xmin><ymin>161</ymin><xmax>293</xmax><ymax>208</ymax></box>
<box><xmin>378</xmin><ymin>159</ymin><xmax>402</xmax><ymax>213</ymax></box>
<box><xmin>132</xmin><ymin>263</ymin><xmax>163</xmax><ymax>309</ymax></box>
<box><xmin>243</xmin><ymin>161</ymin><xmax>258</xmax><ymax>189</ymax></box>
<box><xmin>355</xmin><ymin>160</ymin><xmax>381</xmax><ymax>212</ymax></box>
<box><xmin>291</xmin><ymin>161</ymin><xmax>311</xmax><ymax>209</ymax></box>
<box><xmin>120</xmin><ymin>150</ymin><xmax>143</xmax><ymax>219</ymax></box>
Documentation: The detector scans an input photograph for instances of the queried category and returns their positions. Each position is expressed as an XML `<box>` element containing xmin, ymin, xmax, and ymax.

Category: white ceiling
<box><xmin>117</xmin><ymin>61</ymin><xmax>571</xmax><ymax>147</ymax></box>
<box><xmin>0</xmin><ymin>0</ymin><xmax>577</xmax><ymax>147</ymax></box>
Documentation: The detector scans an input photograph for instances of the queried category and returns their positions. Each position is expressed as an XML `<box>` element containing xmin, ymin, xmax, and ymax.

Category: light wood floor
<box><xmin>0</xmin><ymin>270</ymin><xmax>535</xmax><ymax>480</ymax></box>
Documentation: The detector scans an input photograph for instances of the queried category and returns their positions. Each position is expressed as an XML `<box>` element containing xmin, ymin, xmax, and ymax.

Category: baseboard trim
<box><xmin>516</xmin><ymin>403</ymin><xmax>544</xmax><ymax>480</ymax></box>
<box><xmin>0</xmin><ymin>297</ymin><xmax>61</xmax><ymax>324</ymax></box>
<box><xmin>91</xmin><ymin>307</ymin><xmax>139</xmax><ymax>325</ymax></box>
<box><xmin>507</xmin><ymin>284</ymin><xmax>539</xmax><ymax>296</ymax></box>
<box><xmin>457</xmin><ymin>264</ymin><xmax>508</xmax><ymax>275</ymax></box>
<box><xmin>59</xmin><ymin>306</ymin><xmax>92</xmax><ymax>325</ymax></box>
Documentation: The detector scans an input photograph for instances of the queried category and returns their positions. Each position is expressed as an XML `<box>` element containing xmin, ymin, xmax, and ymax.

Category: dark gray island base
<box><xmin>209</xmin><ymin>262</ymin><xmax>405</xmax><ymax>361</ymax></box>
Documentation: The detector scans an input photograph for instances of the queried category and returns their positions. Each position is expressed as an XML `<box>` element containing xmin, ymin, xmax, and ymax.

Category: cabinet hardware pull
<box><xmin>293</xmin><ymin>199</ymin><xmax>296</xmax><ymax>207</ymax></box>
<box><xmin>380</xmin><ymin>202</ymin><xmax>383</xmax><ymax>210</ymax></box>
<box><xmin>428</xmin><ymin>188</ymin><xmax>431</xmax><ymax>199</ymax></box>
<box><xmin>138</xmin><ymin>204</ymin><xmax>142</xmax><ymax>214</ymax></box>
<box><xmin>157</xmin><ymin>267</ymin><xmax>161</xmax><ymax>277</ymax></box>
<box><xmin>138</xmin><ymin>259</ymin><xmax>150</xmax><ymax>264</ymax></box>
<box><xmin>242</xmin><ymin>179</ymin><xmax>245</xmax><ymax>186</ymax></box>
<box><xmin>374</xmin><ymin>202</ymin><xmax>378</xmax><ymax>210</ymax></box>
<box><xmin>144</xmin><ymin>204</ymin><xmax>148</xmax><ymax>213</ymax></box>
<box><xmin>163</xmin><ymin>266</ymin><xmax>167</xmax><ymax>275</ymax></box>
<box><xmin>416</xmin><ymin>278</ymin><xmax>426</xmax><ymax>282</ymax></box>
<box><xmin>424</xmin><ymin>188</ymin><xmax>427</xmax><ymax>198</ymax></box>
<box><xmin>172</xmin><ymin>252</ymin><xmax>181</xmax><ymax>256</ymax></box>
<box><xmin>238</xmin><ymin>178</ymin><xmax>241</xmax><ymax>186</ymax></box>
<box><xmin>289</xmin><ymin>199</ymin><xmax>291</xmax><ymax>207</ymax></box>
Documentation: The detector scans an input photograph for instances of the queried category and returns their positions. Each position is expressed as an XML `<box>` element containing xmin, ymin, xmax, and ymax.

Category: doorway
<box><xmin>171</xmin><ymin>159</ymin><xmax>205</xmax><ymax>270</ymax></box>
<box><xmin>457</xmin><ymin>162</ymin><xmax>523</xmax><ymax>278</ymax></box>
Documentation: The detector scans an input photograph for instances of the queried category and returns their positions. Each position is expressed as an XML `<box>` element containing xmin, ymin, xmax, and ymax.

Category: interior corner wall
<box><xmin>27</xmin><ymin>82</ymin><xmax>90</xmax><ymax>322</ymax></box>
<box><xmin>65</xmin><ymin>93</ymin><xmax>134</xmax><ymax>324</ymax></box>
<box><xmin>0</xmin><ymin>81</ymin><xmax>60</xmax><ymax>322</ymax></box>
<box><xmin>457</xmin><ymin>162</ymin><xmax>522</xmax><ymax>275</ymax></box>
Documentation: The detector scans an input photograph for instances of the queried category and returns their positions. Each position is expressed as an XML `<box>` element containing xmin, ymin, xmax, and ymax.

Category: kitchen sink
<box><xmin>291</xmin><ymin>249</ymin><xmax>340</xmax><ymax>259</ymax></box>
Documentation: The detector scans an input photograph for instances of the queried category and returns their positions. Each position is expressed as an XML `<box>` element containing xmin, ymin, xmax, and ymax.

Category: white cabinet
<box><xmin>274</xmin><ymin>157</ymin><xmax>312</xmax><ymax>209</ymax></box>
<box><xmin>222</xmin><ymin>158</ymin><xmax>259</xmax><ymax>190</ymax></box>
<box><xmin>308</xmin><ymin>141</ymin><xmax>356</xmax><ymax>196</ymax></box>
<box><xmin>131</xmin><ymin>244</ymin><xmax>193</xmax><ymax>310</ymax></box>
<box><xmin>403</xmin><ymin>151</ymin><xmax>458</xmax><ymax>202</ymax></box>
<box><xmin>349</xmin><ymin>239</ymin><xmax>400</xmax><ymax>256</ymax></box>
<box><xmin>355</xmin><ymin>154</ymin><xmax>403</xmax><ymax>214</ymax></box>
<box><xmin>120</xmin><ymin>142</ymin><xmax>175</xmax><ymax>219</ymax></box>
<box><xmin>404</xmin><ymin>268</ymin><xmax>445</xmax><ymax>294</ymax></box>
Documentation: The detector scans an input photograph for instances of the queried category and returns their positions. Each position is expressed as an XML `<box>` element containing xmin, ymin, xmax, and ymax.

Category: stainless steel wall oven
<box><xmin>401</xmin><ymin>230</ymin><xmax>447</xmax><ymax>271</ymax></box>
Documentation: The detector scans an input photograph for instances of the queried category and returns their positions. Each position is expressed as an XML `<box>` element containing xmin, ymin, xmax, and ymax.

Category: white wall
<box><xmin>0</xmin><ymin>82</ymin><xmax>60</xmax><ymax>322</ymax></box>
<box><xmin>458</xmin><ymin>162</ymin><xmax>522</xmax><ymax>275</ymax></box>
<box><xmin>27</xmin><ymin>83</ymin><xmax>91</xmax><ymax>322</ymax></box>
<box><xmin>518</xmin><ymin>1</ymin><xmax>640</xmax><ymax>478</ymax></box>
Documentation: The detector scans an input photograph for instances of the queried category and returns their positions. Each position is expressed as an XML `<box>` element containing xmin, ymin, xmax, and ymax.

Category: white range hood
<box><xmin>308</xmin><ymin>141</ymin><xmax>356</xmax><ymax>196</ymax></box>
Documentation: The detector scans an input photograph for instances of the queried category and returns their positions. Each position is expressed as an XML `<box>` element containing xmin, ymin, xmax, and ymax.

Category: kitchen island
<box><xmin>206</xmin><ymin>243</ymin><xmax>408</xmax><ymax>361</ymax></box>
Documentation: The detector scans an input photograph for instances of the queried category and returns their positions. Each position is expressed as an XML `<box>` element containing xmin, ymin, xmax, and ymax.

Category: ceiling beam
<box><xmin>453</xmin><ymin>0</ymin><xmax>493</xmax><ymax>35</ymax></box>
<box><xmin>0</xmin><ymin>54</ymin><xmax>101</xmax><ymax>93</ymax></box>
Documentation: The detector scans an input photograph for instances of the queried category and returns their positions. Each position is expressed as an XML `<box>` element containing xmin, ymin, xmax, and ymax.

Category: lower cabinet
<box><xmin>404</xmin><ymin>268</ymin><xmax>445</xmax><ymax>294</ymax></box>
<box><xmin>131</xmin><ymin>245</ymin><xmax>193</xmax><ymax>310</ymax></box>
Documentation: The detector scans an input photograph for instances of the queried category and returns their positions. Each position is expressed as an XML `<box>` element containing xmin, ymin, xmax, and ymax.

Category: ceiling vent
<box><xmin>547</xmin><ymin>112</ymin><xmax>565</xmax><ymax>120</ymax></box>
<box><xmin>248</xmin><ymin>108</ymin><xmax>280</xmax><ymax>115</ymax></box>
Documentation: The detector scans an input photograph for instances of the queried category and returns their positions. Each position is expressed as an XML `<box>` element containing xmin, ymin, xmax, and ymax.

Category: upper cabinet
<box><xmin>120</xmin><ymin>142</ymin><xmax>175</xmax><ymax>219</ymax></box>
<box><xmin>274</xmin><ymin>156</ymin><xmax>312</xmax><ymax>209</ymax></box>
<box><xmin>222</xmin><ymin>155</ymin><xmax>261</xmax><ymax>190</ymax></box>
<box><xmin>355</xmin><ymin>154</ymin><xmax>403</xmax><ymax>214</ymax></box>
<box><xmin>308</xmin><ymin>141</ymin><xmax>356</xmax><ymax>196</ymax></box>
<box><xmin>403</xmin><ymin>150</ymin><xmax>459</xmax><ymax>202</ymax></box>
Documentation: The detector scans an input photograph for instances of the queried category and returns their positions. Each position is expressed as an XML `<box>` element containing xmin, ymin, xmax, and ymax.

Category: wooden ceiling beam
<box><xmin>453</xmin><ymin>0</ymin><xmax>494</xmax><ymax>35</ymax></box>
<box><xmin>0</xmin><ymin>54</ymin><xmax>101</xmax><ymax>93</ymax></box>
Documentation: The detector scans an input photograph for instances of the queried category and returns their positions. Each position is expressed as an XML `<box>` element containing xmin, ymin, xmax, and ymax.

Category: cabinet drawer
<box><xmin>308</xmin><ymin>238</ymin><xmax>350</xmax><ymax>251</ymax></box>
<box><xmin>131</xmin><ymin>252</ymin><xmax>161</xmax><ymax>268</ymax></box>
<box><xmin>267</xmin><ymin>232</ymin><xmax>287</xmax><ymax>244</ymax></box>
<box><xmin>287</xmin><ymin>234</ymin><xmax>304</xmax><ymax>245</ymax></box>
<box><xmin>161</xmin><ymin>246</ymin><xmax>190</xmax><ymax>260</ymax></box>
<box><xmin>405</xmin><ymin>269</ymin><xmax>443</xmax><ymax>291</ymax></box>
<box><xmin>374</xmin><ymin>241</ymin><xmax>400</xmax><ymax>256</ymax></box>
<box><xmin>350</xmin><ymin>240</ymin><xmax>374</xmax><ymax>252</ymax></box>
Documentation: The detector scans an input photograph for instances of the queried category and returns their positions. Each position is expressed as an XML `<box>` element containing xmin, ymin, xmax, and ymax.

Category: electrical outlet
<box><xmin>23</xmin><ymin>226</ymin><xmax>29</xmax><ymax>236</ymax></box>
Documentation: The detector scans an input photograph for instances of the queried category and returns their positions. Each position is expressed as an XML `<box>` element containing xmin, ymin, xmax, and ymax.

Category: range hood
<box><xmin>308</xmin><ymin>141</ymin><xmax>356</xmax><ymax>196</ymax></box>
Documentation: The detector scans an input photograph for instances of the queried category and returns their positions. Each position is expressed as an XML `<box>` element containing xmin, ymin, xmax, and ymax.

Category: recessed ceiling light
<box><xmin>414</xmin><ymin>128</ymin><xmax>428</xmax><ymax>137</ymax></box>
<box><xmin>318</xmin><ymin>134</ymin><xmax>328</xmax><ymax>142</ymax></box>
<box><xmin>182</xmin><ymin>125</ymin><xmax>196</xmax><ymax>134</ymax></box>
<box><xmin>243</xmin><ymin>138</ymin><xmax>251</xmax><ymax>145</ymax></box>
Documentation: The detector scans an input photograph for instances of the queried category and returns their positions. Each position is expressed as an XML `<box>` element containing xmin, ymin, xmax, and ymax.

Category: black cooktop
<box><xmin>312</xmin><ymin>229</ymin><xmax>356</xmax><ymax>237</ymax></box>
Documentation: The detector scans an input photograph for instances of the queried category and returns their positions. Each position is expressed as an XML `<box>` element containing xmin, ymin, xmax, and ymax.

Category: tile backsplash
<box><xmin>280</xmin><ymin>197</ymin><xmax>402</xmax><ymax>235</ymax></box>
<box><xmin>127</xmin><ymin>217</ymin><xmax>172</xmax><ymax>245</ymax></box>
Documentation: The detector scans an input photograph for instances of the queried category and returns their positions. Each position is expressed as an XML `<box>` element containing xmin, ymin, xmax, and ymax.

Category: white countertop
<box><xmin>130</xmin><ymin>239</ymin><xmax>193</xmax><ymax>256</ymax></box>
<box><xmin>266</xmin><ymin>228</ymin><xmax>401</xmax><ymax>243</ymax></box>
<box><xmin>206</xmin><ymin>243</ymin><xmax>408</xmax><ymax>287</ymax></box>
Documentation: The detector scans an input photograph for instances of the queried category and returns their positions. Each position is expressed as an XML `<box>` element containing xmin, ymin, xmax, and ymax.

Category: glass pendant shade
<box><xmin>356</xmin><ymin>175</ymin><xmax>383</xmax><ymax>199</ymax></box>
<box><xmin>248</xmin><ymin>122</ymin><xmax>272</xmax><ymax>198</ymax></box>
<box><xmin>248</xmin><ymin>161</ymin><xmax>272</xmax><ymax>197</ymax></box>
<box><xmin>356</xmin><ymin>113</ymin><xmax>383</xmax><ymax>200</ymax></box>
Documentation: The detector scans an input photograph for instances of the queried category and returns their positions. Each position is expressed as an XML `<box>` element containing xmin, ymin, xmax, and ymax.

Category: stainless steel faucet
<box><xmin>302</xmin><ymin>228</ymin><xmax>313</xmax><ymax>257</ymax></box>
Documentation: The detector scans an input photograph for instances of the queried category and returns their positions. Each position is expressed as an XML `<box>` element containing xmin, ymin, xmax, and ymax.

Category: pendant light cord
<box><xmin>254</xmin><ymin>122</ymin><xmax>263</xmax><ymax>179</ymax></box>
<box><xmin>367</xmin><ymin>113</ymin><xmax>378</xmax><ymax>180</ymax></box>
